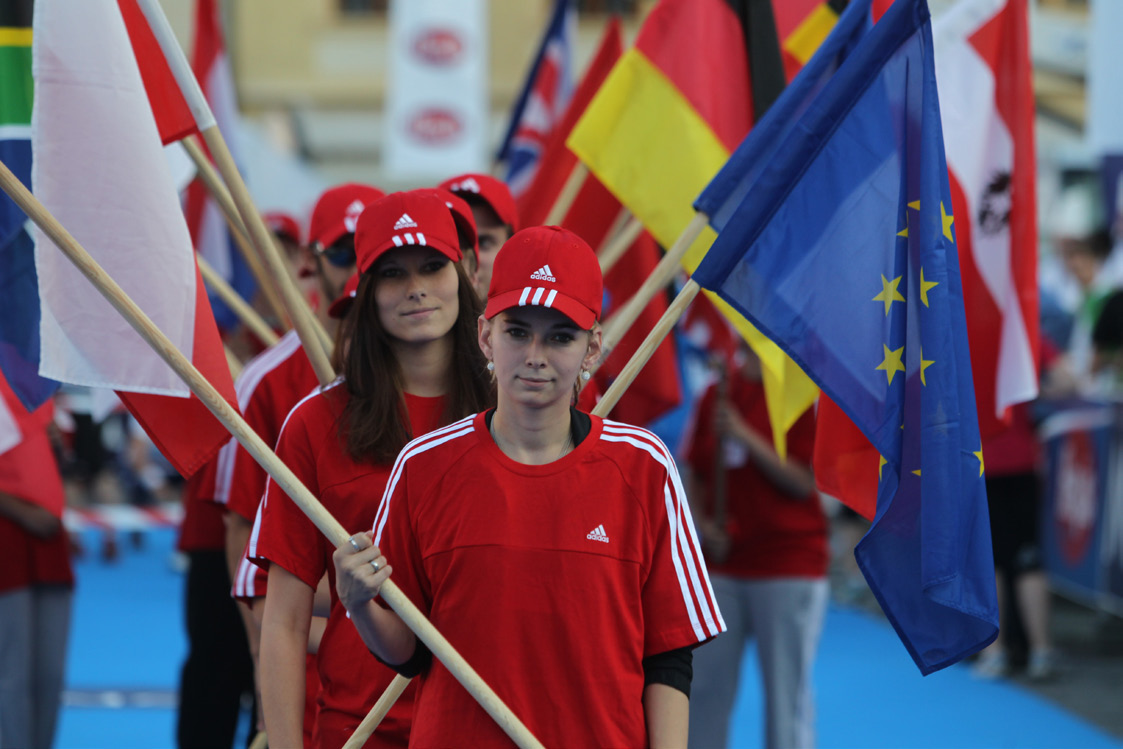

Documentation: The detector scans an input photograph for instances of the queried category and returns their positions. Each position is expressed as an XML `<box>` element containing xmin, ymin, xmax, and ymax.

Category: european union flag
<box><xmin>691</xmin><ymin>0</ymin><xmax>998</xmax><ymax>675</ymax></box>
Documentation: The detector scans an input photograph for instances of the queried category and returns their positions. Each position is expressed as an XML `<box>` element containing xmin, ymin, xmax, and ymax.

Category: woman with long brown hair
<box><xmin>250</xmin><ymin>190</ymin><xmax>492</xmax><ymax>748</ymax></box>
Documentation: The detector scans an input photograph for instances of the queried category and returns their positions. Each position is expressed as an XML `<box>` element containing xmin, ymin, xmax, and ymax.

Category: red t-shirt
<box><xmin>251</xmin><ymin>383</ymin><xmax>446</xmax><ymax>749</ymax></box>
<box><xmin>685</xmin><ymin>374</ymin><xmax>828</xmax><ymax>579</ymax></box>
<box><xmin>373</xmin><ymin>412</ymin><xmax>724</xmax><ymax>748</ymax></box>
<box><xmin>216</xmin><ymin>332</ymin><xmax>319</xmax><ymax>523</ymax></box>
<box><xmin>215</xmin><ymin>331</ymin><xmax>319</xmax><ymax>600</ymax></box>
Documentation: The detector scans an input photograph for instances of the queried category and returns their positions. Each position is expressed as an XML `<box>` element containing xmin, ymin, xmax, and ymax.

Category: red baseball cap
<box><xmin>328</xmin><ymin>273</ymin><xmax>360</xmax><ymax>319</ymax></box>
<box><xmin>484</xmin><ymin>226</ymin><xmax>602</xmax><ymax>329</ymax></box>
<box><xmin>263</xmin><ymin>211</ymin><xmax>302</xmax><ymax>245</ymax></box>
<box><xmin>437</xmin><ymin>173</ymin><xmax>520</xmax><ymax>232</ymax></box>
<box><xmin>308</xmin><ymin>183</ymin><xmax>386</xmax><ymax>250</ymax></box>
<box><xmin>355</xmin><ymin>190</ymin><xmax>462</xmax><ymax>274</ymax></box>
<box><xmin>417</xmin><ymin>188</ymin><xmax>478</xmax><ymax>264</ymax></box>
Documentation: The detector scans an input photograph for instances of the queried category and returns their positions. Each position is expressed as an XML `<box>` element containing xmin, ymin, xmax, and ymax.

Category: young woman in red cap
<box><xmin>335</xmin><ymin>226</ymin><xmax>724</xmax><ymax>748</ymax></box>
<box><xmin>251</xmin><ymin>190</ymin><xmax>493</xmax><ymax>749</ymax></box>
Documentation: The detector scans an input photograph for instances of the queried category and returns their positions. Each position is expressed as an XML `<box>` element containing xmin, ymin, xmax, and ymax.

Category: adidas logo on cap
<box><xmin>451</xmin><ymin>177</ymin><xmax>481</xmax><ymax>193</ymax></box>
<box><xmin>529</xmin><ymin>264</ymin><xmax>556</xmax><ymax>282</ymax></box>
<box><xmin>586</xmin><ymin>524</ymin><xmax>609</xmax><ymax>544</ymax></box>
<box><xmin>343</xmin><ymin>199</ymin><xmax>365</xmax><ymax>232</ymax></box>
<box><xmin>394</xmin><ymin>213</ymin><xmax>418</xmax><ymax>230</ymax></box>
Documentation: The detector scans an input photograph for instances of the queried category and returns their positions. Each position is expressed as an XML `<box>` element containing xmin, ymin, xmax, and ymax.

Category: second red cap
<box><xmin>438</xmin><ymin>173</ymin><xmax>520</xmax><ymax>233</ymax></box>
<box><xmin>309</xmin><ymin>183</ymin><xmax>386</xmax><ymax>249</ymax></box>
<box><xmin>355</xmin><ymin>190</ymin><xmax>462</xmax><ymax>274</ymax></box>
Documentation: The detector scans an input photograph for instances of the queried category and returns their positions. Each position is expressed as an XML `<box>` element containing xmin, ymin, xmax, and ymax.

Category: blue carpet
<box><xmin>55</xmin><ymin>528</ymin><xmax>1122</xmax><ymax>749</ymax></box>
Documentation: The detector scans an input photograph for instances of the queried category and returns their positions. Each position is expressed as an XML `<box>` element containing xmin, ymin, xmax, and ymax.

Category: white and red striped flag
<box><xmin>934</xmin><ymin>0</ymin><xmax>1039</xmax><ymax>434</ymax></box>
<box><xmin>182</xmin><ymin>0</ymin><xmax>251</xmax><ymax>330</ymax></box>
<box><xmin>31</xmin><ymin>0</ymin><xmax>237</xmax><ymax>477</ymax></box>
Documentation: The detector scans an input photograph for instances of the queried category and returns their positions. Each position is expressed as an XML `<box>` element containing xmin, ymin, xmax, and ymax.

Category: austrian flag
<box><xmin>933</xmin><ymin>0</ymin><xmax>1039</xmax><ymax>432</ymax></box>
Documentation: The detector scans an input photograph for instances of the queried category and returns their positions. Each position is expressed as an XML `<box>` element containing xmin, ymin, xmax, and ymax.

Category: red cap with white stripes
<box><xmin>355</xmin><ymin>190</ymin><xmax>462</xmax><ymax>273</ymax></box>
<box><xmin>484</xmin><ymin>226</ymin><xmax>602</xmax><ymax>329</ymax></box>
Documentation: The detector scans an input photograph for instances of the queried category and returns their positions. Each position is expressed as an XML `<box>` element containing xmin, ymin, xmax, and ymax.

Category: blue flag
<box><xmin>691</xmin><ymin>0</ymin><xmax>998</xmax><ymax>675</ymax></box>
<box><xmin>495</xmin><ymin>0</ymin><xmax>575</xmax><ymax>197</ymax></box>
<box><xmin>694</xmin><ymin>0</ymin><xmax>874</xmax><ymax>233</ymax></box>
<box><xmin>0</xmin><ymin>20</ymin><xmax>60</xmax><ymax>410</ymax></box>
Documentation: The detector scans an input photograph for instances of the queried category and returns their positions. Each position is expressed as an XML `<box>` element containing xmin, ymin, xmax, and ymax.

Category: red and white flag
<box><xmin>31</xmin><ymin>1</ymin><xmax>237</xmax><ymax>477</ymax></box>
<box><xmin>183</xmin><ymin>0</ymin><xmax>243</xmax><ymax>290</ymax></box>
<box><xmin>934</xmin><ymin>0</ymin><xmax>1039</xmax><ymax>433</ymax></box>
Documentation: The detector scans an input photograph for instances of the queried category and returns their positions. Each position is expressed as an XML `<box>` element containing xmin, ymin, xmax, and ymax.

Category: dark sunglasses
<box><xmin>313</xmin><ymin>241</ymin><xmax>357</xmax><ymax>269</ymax></box>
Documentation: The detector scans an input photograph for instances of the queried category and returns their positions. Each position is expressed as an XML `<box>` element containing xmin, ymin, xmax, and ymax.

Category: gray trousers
<box><xmin>688</xmin><ymin>575</ymin><xmax>828</xmax><ymax>749</ymax></box>
<box><xmin>0</xmin><ymin>586</ymin><xmax>73</xmax><ymax>749</ymax></box>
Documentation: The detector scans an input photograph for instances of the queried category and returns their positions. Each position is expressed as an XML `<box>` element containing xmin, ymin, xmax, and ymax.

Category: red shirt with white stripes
<box><xmin>252</xmin><ymin>384</ymin><xmax>446</xmax><ymax>749</ymax></box>
<box><xmin>373</xmin><ymin>411</ymin><xmax>724</xmax><ymax>749</ymax></box>
<box><xmin>213</xmin><ymin>331</ymin><xmax>318</xmax><ymax>601</ymax></box>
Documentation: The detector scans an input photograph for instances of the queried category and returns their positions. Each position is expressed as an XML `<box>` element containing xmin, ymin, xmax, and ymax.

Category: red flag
<box><xmin>0</xmin><ymin>374</ymin><xmax>64</xmax><ymax>517</ymax></box>
<box><xmin>117</xmin><ymin>0</ymin><xmax>197</xmax><ymax>145</ymax></box>
<box><xmin>181</xmin><ymin>0</ymin><xmax>251</xmax><ymax>326</ymax></box>
<box><xmin>117</xmin><ymin>263</ymin><xmax>238</xmax><ymax>477</ymax></box>
<box><xmin>520</xmin><ymin>19</ymin><xmax>682</xmax><ymax>425</ymax></box>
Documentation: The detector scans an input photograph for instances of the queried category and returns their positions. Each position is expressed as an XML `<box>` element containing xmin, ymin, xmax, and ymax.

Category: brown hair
<box><xmin>333</xmin><ymin>261</ymin><xmax>494</xmax><ymax>464</ymax></box>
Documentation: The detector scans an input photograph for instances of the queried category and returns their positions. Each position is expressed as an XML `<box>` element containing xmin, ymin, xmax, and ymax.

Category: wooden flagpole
<box><xmin>181</xmin><ymin>137</ymin><xmax>289</xmax><ymax>331</ymax></box>
<box><xmin>544</xmin><ymin>162</ymin><xmax>588</xmax><ymax>225</ymax></box>
<box><xmin>0</xmin><ymin>161</ymin><xmax>544</xmax><ymax>749</ymax></box>
<box><xmin>593</xmin><ymin>279</ymin><xmax>701</xmax><ymax>418</ymax></box>
<box><xmin>597</xmin><ymin>214</ymin><xmax>644</xmax><ymax>276</ymax></box>
<box><xmin>198</xmin><ymin>254</ymin><xmax>280</xmax><ymax>349</ymax></box>
<box><xmin>134</xmin><ymin>0</ymin><xmax>334</xmax><ymax>385</ymax></box>
<box><xmin>341</xmin><ymin>674</ymin><xmax>412</xmax><ymax>749</ymax></box>
<box><xmin>600</xmin><ymin>211</ymin><xmax>708</xmax><ymax>359</ymax></box>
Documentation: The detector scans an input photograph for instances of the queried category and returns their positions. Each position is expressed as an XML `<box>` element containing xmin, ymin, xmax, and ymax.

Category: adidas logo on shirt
<box><xmin>586</xmin><ymin>524</ymin><xmax>609</xmax><ymax>543</ymax></box>
<box><xmin>394</xmin><ymin>213</ymin><xmax>418</xmax><ymax>230</ymax></box>
<box><xmin>530</xmin><ymin>264</ymin><xmax>556</xmax><ymax>282</ymax></box>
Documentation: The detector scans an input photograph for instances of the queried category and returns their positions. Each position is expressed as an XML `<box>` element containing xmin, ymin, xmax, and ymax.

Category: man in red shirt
<box><xmin>437</xmin><ymin>173</ymin><xmax>519</xmax><ymax>298</ymax></box>
<box><xmin>684</xmin><ymin>344</ymin><xmax>829</xmax><ymax>749</ymax></box>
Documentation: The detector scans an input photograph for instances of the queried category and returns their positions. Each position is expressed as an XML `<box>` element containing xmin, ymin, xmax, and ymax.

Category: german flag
<box><xmin>568</xmin><ymin>0</ymin><xmax>826</xmax><ymax>456</ymax></box>
<box><xmin>776</xmin><ymin>0</ymin><xmax>848</xmax><ymax>80</ymax></box>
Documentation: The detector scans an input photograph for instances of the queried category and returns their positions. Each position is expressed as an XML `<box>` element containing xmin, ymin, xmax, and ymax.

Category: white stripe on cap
<box><xmin>531</xmin><ymin>287</ymin><xmax>545</xmax><ymax>305</ymax></box>
<box><xmin>518</xmin><ymin>287</ymin><xmax>531</xmax><ymax>306</ymax></box>
<box><xmin>405</xmin><ymin>233</ymin><xmax>415</xmax><ymax>245</ymax></box>
<box><xmin>544</xmin><ymin>289</ymin><xmax>557</xmax><ymax>308</ymax></box>
<box><xmin>417</xmin><ymin>232</ymin><xmax>426</xmax><ymax>246</ymax></box>
<box><xmin>392</xmin><ymin>235</ymin><xmax>403</xmax><ymax>247</ymax></box>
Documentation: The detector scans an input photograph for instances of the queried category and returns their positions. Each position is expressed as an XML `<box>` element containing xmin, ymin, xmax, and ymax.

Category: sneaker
<box><xmin>972</xmin><ymin>651</ymin><xmax>1009</xmax><ymax>679</ymax></box>
<box><xmin>1026</xmin><ymin>650</ymin><xmax>1057</xmax><ymax>682</ymax></box>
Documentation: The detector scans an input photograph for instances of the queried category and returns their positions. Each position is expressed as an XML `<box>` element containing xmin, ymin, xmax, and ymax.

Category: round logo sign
<box><xmin>407</xmin><ymin>108</ymin><xmax>463</xmax><ymax>145</ymax></box>
<box><xmin>1056</xmin><ymin>430</ymin><xmax>1098</xmax><ymax>567</ymax></box>
<box><xmin>413</xmin><ymin>28</ymin><xmax>463</xmax><ymax>66</ymax></box>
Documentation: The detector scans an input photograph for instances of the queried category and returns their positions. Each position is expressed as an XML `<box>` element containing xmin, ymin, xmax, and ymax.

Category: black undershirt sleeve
<box><xmin>370</xmin><ymin>638</ymin><xmax>433</xmax><ymax>678</ymax></box>
<box><xmin>642</xmin><ymin>645</ymin><xmax>694</xmax><ymax>697</ymax></box>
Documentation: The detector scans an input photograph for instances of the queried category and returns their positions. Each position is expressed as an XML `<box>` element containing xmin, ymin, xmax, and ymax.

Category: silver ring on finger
<box><xmin>370</xmin><ymin>559</ymin><xmax>382</xmax><ymax>573</ymax></box>
<box><xmin>348</xmin><ymin>536</ymin><xmax>362</xmax><ymax>553</ymax></box>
